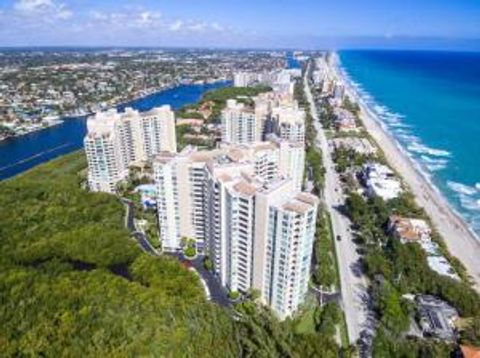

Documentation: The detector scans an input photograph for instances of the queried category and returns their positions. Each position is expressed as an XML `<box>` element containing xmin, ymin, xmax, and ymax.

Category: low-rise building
<box><xmin>427</xmin><ymin>256</ymin><xmax>459</xmax><ymax>280</ymax></box>
<box><xmin>387</xmin><ymin>215</ymin><xmax>459</xmax><ymax>280</ymax></box>
<box><xmin>362</xmin><ymin>163</ymin><xmax>402</xmax><ymax>200</ymax></box>
<box><xmin>416</xmin><ymin>295</ymin><xmax>458</xmax><ymax>341</ymax></box>
<box><xmin>388</xmin><ymin>215</ymin><xmax>431</xmax><ymax>244</ymax></box>
<box><xmin>333</xmin><ymin>107</ymin><xmax>357</xmax><ymax>131</ymax></box>
<box><xmin>331</xmin><ymin>137</ymin><xmax>376</xmax><ymax>155</ymax></box>
<box><xmin>459</xmin><ymin>345</ymin><xmax>480</xmax><ymax>358</ymax></box>
<box><xmin>176</xmin><ymin>118</ymin><xmax>205</xmax><ymax>127</ymax></box>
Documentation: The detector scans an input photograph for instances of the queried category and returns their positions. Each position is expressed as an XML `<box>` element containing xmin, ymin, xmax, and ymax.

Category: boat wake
<box><xmin>0</xmin><ymin>143</ymin><xmax>73</xmax><ymax>174</ymax></box>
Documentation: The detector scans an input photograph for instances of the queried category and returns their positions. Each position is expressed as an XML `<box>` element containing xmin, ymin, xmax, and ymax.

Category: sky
<box><xmin>0</xmin><ymin>0</ymin><xmax>479</xmax><ymax>50</ymax></box>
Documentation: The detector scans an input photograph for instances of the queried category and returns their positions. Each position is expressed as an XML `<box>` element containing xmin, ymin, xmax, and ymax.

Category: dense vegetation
<box><xmin>319</xmin><ymin>98</ymin><xmax>335</xmax><ymax>130</ymax></box>
<box><xmin>299</xmin><ymin>70</ymin><xmax>337</xmax><ymax>293</ymax></box>
<box><xmin>202</xmin><ymin>85</ymin><xmax>271</xmax><ymax>104</ymax></box>
<box><xmin>235</xmin><ymin>302</ymin><xmax>342</xmax><ymax>358</ymax></box>
<box><xmin>0</xmin><ymin>152</ymin><xmax>343</xmax><ymax>357</ymax></box>
<box><xmin>0</xmin><ymin>152</ymin><xmax>238</xmax><ymax>356</ymax></box>
<box><xmin>332</xmin><ymin>147</ymin><xmax>374</xmax><ymax>174</ymax></box>
<box><xmin>306</xmin><ymin>146</ymin><xmax>325</xmax><ymax>191</ymax></box>
<box><xmin>312</xmin><ymin>211</ymin><xmax>337</xmax><ymax>290</ymax></box>
<box><xmin>344</xmin><ymin>191</ymin><xmax>480</xmax><ymax>356</ymax></box>
<box><xmin>341</xmin><ymin>97</ymin><xmax>360</xmax><ymax>118</ymax></box>
<box><xmin>176</xmin><ymin>123</ymin><xmax>215</xmax><ymax>150</ymax></box>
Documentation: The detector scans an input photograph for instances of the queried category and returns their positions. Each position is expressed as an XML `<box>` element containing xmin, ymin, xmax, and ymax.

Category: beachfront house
<box><xmin>388</xmin><ymin>215</ymin><xmax>431</xmax><ymax>244</ymax></box>
<box><xmin>362</xmin><ymin>162</ymin><xmax>402</xmax><ymax>200</ymax></box>
<box><xmin>416</xmin><ymin>295</ymin><xmax>459</xmax><ymax>341</ymax></box>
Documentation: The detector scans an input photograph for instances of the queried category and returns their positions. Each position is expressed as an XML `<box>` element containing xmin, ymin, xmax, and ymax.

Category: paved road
<box><xmin>310</xmin><ymin>285</ymin><xmax>342</xmax><ymax>306</ymax></box>
<box><xmin>121</xmin><ymin>198</ymin><xmax>135</xmax><ymax>232</ymax></box>
<box><xmin>304</xmin><ymin>64</ymin><xmax>374</xmax><ymax>348</ymax></box>
<box><xmin>121</xmin><ymin>198</ymin><xmax>158</xmax><ymax>256</ymax></box>
<box><xmin>169</xmin><ymin>253</ymin><xmax>231</xmax><ymax>307</ymax></box>
<box><xmin>133</xmin><ymin>232</ymin><xmax>158</xmax><ymax>256</ymax></box>
<box><xmin>121</xmin><ymin>198</ymin><xmax>230</xmax><ymax>306</ymax></box>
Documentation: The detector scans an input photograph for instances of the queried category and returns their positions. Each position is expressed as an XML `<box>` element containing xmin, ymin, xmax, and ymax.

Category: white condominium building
<box><xmin>209</xmin><ymin>172</ymin><xmax>318</xmax><ymax>319</ymax></box>
<box><xmin>234</xmin><ymin>72</ymin><xmax>259</xmax><ymax>87</ymax></box>
<box><xmin>362</xmin><ymin>163</ymin><xmax>402</xmax><ymax>201</ymax></box>
<box><xmin>221</xmin><ymin>91</ymin><xmax>305</xmax><ymax>146</ymax></box>
<box><xmin>233</xmin><ymin>69</ymin><xmax>297</xmax><ymax>96</ymax></box>
<box><xmin>275</xmin><ymin>137</ymin><xmax>305</xmax><ymax>191</ymax></box>
<box><xmin>84</xmin><ymin>105</ymin><xmax>176</xmax><ymax>193</ymax></box>
<box><xmin>154</xmin><ymin>141</ymin><xmax>292</xmax><ymax>250</ymax></box>
<box><xmin>256</xmin><ymin>190</ymin><xmax>318</xmax><ymax>318</ymax></box>
<box><xmin>153</xmin><ymin>142</ymin><xmax>316</xmax><ymax>318</ymax></box>
<box><xmin>84</xmin><ymin>111</ymin><xmax>128</xmax><ymax>193</ymax></box>
<box><xmin>154</xmin><ymin>149</ymin><xmax>217</xmax><ymax>251</ymax></box>
<box><xmin>272</xmin><ymin>104</ymin><xmax>306</xmax><ymax>143</ymax></box>
<box><xmin>221</xmin><ymin>99</ymin><xmax>260</xmax><ymax>145</ymax></box>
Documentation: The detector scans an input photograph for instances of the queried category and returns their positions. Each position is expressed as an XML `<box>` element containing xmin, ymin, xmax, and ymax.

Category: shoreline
<box><xmin>0</xmin><ymin>80</ymin><xmax>231</xmax><ymax>182</ymax></box>
<box><xmin>0</xmin><ymin>85</ymin><xmax>172</xmax><ymax>143</ymax></box>
<box><xmin>0</xmin><ymin>79</ymin><xmax>228</xmax><ymax>143</ymax></box>
<box><xmin>332</xmin><ymin>53</ymin><xmax>480</xmax><ymax>291</ymax></box>
<box><xmin>0</xmin><ymin>119</ymin><xmax>65</xmax><ymax>142</ymax></box>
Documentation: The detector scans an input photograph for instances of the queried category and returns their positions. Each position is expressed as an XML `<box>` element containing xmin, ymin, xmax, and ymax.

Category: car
<box><xmin>336</xmin><ymin>235</ymin><xmax>341</xmax><ymax>241</ymax></box>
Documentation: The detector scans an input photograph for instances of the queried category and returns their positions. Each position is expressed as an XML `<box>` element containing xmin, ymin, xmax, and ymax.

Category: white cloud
<box><xmin>138</xmin><ymin>11</ymin><xmax>162</xmax><ymax>25</ymax></box>
<box><xmin>1</xmin><ymin>3</ymin><xmax>239</xmax><ymax>46</ymax></box>
<box><xmin>169</xmin><ymin>20</ymin><xmax>184</xmax><ymax>32</ymax></box>
<box><xmin>86</xmin><ymin>9</ymin><xmax>225</xmax><ymax>35</ymax></box>
<box><xmin>187</xmin><ymin>21</ymin><xmax>207</xmax><ymax>32</ymax></box>
<box><xmin>14</xmin><ymin>0</ymin><xmax>53</xmax><ymax>12</ymax></box>
<box><xmin>89</xmin><ymin>11</ymin><xmax>108</xmax><ymax>21</ymax></box>
<box><xmin>14</xmin><ymin>0</ymin><xmax>72</xmax><ymax>20</ymax></box>
<box><xmin>211</xmin><ymin>22</ymin><xmax>223</xmax><ymax>32</ymax></box>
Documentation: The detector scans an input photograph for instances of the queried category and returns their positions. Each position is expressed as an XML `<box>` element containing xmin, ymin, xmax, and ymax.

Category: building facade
<box><xmin>271</xmin><ymin>105</ymin><xmax>306</xmax><ymax>144</ymax></box>
<box><xmin>153</xmin><ymin>143</ymin><xmax>316</xmax><ymax>319</ymax></box>
<box><xmin>84</xmin><ymin>105</ymin><xmax>176</xmax><ymax>193</ymax></box>
<box><xmin>221</xmin><ymin>99</ymin><xmax>260</xmax><ymax>145</ymax></box>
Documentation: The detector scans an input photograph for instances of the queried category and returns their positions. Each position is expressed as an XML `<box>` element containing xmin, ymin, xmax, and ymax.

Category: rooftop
<box><xmin>416</xmin><ymin>295</ymin><xmax>459</xmax><ymax>341</ymax></box>
<box><xmin>388</xmin><ymin>215</ymin><xmax>431</xmax><ymax>243</ymax></box>
<box><xmin>331</xmin><ymin>137</ymin><xmax>376</xmax><ymax>155</ymax></box>
<box><xmin>461</xmin><ymin>345</ymin><xmax>480</xmax><ymax>358</ymax></box>
<box><xmin>233</xmin><ymin>180</ymin><xmax>258</xmax><ymax>197</ymax></box>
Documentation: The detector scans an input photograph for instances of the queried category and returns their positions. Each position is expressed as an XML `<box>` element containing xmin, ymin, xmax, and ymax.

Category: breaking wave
<box><xmin>447</xmin><ymin>181</ymin><xmax>479</xmax><ymax>196</ymax></box>
<box><xmin>338</xmin><ymin>54</ymin><xmax>480</xmax><ymax>237</ymax></box>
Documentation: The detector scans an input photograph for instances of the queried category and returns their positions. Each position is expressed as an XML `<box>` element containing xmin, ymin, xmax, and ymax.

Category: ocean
<box><xmin>339</xmin><ymin>50</ymin><xmax>480</xmax><ymax>236</ymax></box>
<box><xmin>0</xmin><ymin>81</ymin><xmax>230</xmax><ymax>181</ymax></box>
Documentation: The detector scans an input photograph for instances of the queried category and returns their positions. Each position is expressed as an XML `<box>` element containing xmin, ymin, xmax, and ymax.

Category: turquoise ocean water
<box><xmin>339</xmin><ymin>50</ymin><xmax>480</xmax><ymax>237</ymax></box>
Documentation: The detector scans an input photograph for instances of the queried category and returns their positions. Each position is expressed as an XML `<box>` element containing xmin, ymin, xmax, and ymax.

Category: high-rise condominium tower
<box><xmin>84</xmin><ymin>105</ymin><xmax>176</xmax><ymax>193</ymax></box>
<box><xmin>272</xmin><ymin>104</ymin><xmax>306</xmax><ymax>144</ymax></box>
<box><xmin>221</xmin><ymin>99</ymin><xmax>260</xmax><ymax>145</ymax></box>
<box><xmin>153</xmin><ymin>143</ymin><xmax>317</xmax><ymax>319</ymax></box>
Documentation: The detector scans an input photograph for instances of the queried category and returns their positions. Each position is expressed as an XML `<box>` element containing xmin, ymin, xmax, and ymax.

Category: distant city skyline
<box><xmin>0</xmin><ymin>0</ymin><xmax>479</xmax><ymax>50</ymax></box>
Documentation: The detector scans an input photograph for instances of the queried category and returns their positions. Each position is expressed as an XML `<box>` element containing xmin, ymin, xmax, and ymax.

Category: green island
<box><xmin>0</xmin><ymin>151</ymin><xmax>344</xmax><ymax>357</ymax></box>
